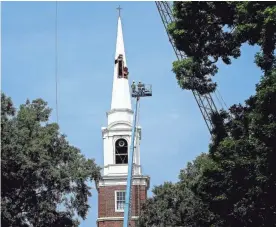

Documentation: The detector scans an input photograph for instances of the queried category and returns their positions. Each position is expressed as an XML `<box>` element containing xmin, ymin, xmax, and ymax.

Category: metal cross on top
<box><xmin>116</xmin><ymin>5</ymin><xmax>122</xmax><ymax>17</ymax></box>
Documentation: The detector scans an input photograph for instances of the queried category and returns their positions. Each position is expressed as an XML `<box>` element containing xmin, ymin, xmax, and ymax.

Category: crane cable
<box><xmin>216</xmin><ymin>88</ymin><xmax>228</xmax><ymax>110</ymax></box>
<box><xmin>55</xmin><ymin>1</ymin><xmax>59</xmax><ymax>124</ymax></box>
<box><xmin>214</xmin><ymin>88</ymin><xmax>229</xmax><ymax>111</ymax></box>
<box><xmin>214</xmin><ymin>90</ymin><xmax>224</xmax><ymax>111</ymax></box>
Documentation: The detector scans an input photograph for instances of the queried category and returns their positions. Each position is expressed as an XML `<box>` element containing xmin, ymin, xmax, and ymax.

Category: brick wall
<box><xmin>98</xmin><ymin>185</ymin><xmax>147</xmax><ymax>226</ymax></box>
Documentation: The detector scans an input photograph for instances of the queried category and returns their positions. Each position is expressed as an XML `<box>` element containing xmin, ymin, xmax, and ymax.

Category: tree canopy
<box><xmin>1</xmin><ymin>94</ymin><xmax>101</xmax><ymax>227</ymax></box>
<box><xmin>139</xmin><ymin>2</ymin><xmax>276</xmax><ymax>226</ymax></box>
<box><xmin>139</xmin><ymin>154</ymin><xmax>222</xmax><ymax>227</ymax></box>
<box><xmin>168</xmin><ymin>1</ymin><xmax>276</xmax><ymax>94</ymax></box>
<box><xmin>201</xmin><ymin>69</ymin><xmax>276</xmax><ymax>226</ymax></box>
<box><xmin>139</xmin><ymin>69</ymin><xmax>276</xmax><ymax>226</ymax></box>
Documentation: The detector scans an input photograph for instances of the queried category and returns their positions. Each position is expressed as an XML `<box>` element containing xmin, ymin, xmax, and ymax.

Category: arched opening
<box><xmin>115</xmin><ymin>139</ymin><xmax>128</xmax><ymax>164</ymax></box>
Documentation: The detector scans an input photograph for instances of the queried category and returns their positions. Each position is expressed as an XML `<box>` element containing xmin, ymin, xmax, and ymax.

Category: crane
<box><xmin>124</xmin><ymin>2</ymin><xmax>227</xmax><ymax>226</ymax></box>
<box><xmin>155</xmin><ymin>1</ymin><xmax>225</xmax><ymax>134</ymax></box>
<box><xmin>123</xmin><ymin>83</ymin><xmax>152</xmax><ymax>227</ymax></box>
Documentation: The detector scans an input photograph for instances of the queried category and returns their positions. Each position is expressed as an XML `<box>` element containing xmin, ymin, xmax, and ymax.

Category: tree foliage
<box><xmin>139</xmin><ymin>2</ymin><xmax>276</xmax><ymax>226</ymax></box>
<box><xmin>169</xmin><ymin>2</ymin><xmax>276</xmax><ymax>94</ymax></box>
<box><xmin>139</xmin><ymin>154</ymin><xmax>222</xmax><ymax>227</ymax></box>
<box><xmin>1</xmin><ymin>94</ymin><xmax>101</xmax><ymax>227</ymax></box>
<box><xmin>139</xmin><ymin>69</ymin><xmax>276</xmax><ymax>226</ymax></box>
<box><xmin>199</xmin><ymin>69</ymin><xmax>276</xmax><ymax>226</ymax></box>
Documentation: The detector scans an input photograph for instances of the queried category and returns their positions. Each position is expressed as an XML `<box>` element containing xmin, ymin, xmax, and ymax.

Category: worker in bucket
<box><xmin>138</xmin><ymin>81</ymin><xmax>145</xmax><ymax>94</ymax></box>
<box><xmin>131</xmin><ymin>81</ymin><xmax>136</xmax><ymax>94</ymax></box>
<box><xmin>138</xmin><ymin>82</ymin><xmax>142</xmax><ymax>91</ymax></box>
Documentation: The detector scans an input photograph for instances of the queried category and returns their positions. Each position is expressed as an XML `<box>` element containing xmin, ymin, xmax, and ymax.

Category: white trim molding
<box><xmin>107</xmin><ymin>108</ymin><xmax>133</xmax><ymax>115</ymax></box>
<box><xmin>96</xmin><ymin>175</ymin><xmax>150</xmax><ymax>190</ymax></box>
<box><xmin>97</xmin><ymin>216</ymin><xmax>139</xmax><ymax>222</ymax></box>
<box><xmin>96</xmin><ymin>216</ymin><xmax>139</xmax><ymax>227</ymax></box>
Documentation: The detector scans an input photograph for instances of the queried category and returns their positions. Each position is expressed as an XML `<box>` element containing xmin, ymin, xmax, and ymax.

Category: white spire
<box><xmin>110</xmin><ymin>16</ymin><xmax>132</xmax><ymax>111</ymax></box>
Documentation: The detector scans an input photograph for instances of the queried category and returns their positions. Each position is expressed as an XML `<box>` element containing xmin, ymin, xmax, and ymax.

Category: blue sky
<box><xmin>2</xmin><ymin>1</ymin><xmax>262</xmax><ymax>226</ymax></box>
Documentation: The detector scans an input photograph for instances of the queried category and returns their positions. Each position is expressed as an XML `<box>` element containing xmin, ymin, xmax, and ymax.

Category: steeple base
<box><xmin>97</xmin><ymin>175</ymin><xmax>150</xmax><ymax>227</ymax></box>
<box><xmin>97</xmin><ymin>217</ymin><xmax>138</xmax><ymax>227</ymax></box>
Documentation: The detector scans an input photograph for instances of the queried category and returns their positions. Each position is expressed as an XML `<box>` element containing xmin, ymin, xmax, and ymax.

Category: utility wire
<box><xmin>55</xmin><ymin>1</ymin><xmax>59</xmax><ymax>124</ymax></box>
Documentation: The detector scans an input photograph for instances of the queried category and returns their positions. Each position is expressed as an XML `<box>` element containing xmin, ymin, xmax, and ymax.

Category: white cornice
<box><xmin>107</xmin><ymin>108</ymin><xmax>133</xmax><ymax>116</ymax></box>
<box><xmin>107</xmin><ymin>121</ymin><xmax>131</xmax><ymax>129</ymax></box>
<box><xmin>96</xmin><ymin>175</ymin><xmax>150</xmax><ymax>191</ymax></box>
<box><xmin>97</xmin><ymin>216</ymin><xmax>139</xmax><ymax>222</ymax></box>
<box><xmin>102</xmin><ymin>121</ymin><xmax>133</xmax><ymax>137</ymax></box>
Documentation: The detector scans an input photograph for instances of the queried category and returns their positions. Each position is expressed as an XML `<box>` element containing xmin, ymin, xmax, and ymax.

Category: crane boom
<box><xmin>123</xmin><ymin>96</ymin><xmax>138</xmax><ymax>227</ymax></box>
<box><xmin>123</xmin><ymin>84</ymin><xmax>152</xmax><ymax>227</ymax></box>
<box><xmin>155</xmin><ymin>1</ymin><xmax>218</xmax><ymax>133</ymax></box>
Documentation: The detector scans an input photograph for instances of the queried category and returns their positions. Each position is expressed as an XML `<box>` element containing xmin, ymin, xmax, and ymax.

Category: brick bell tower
<box><xmin>96</xmin><ymin>12</ymin><xmax>150</xmax><ymax>227</ymax></box>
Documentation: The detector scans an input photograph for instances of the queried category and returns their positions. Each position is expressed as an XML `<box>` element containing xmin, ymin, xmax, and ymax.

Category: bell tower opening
<box><xmin>115</xmin><ymin>138</ymin><xmax>128</xmax><ymax>164</ymax></box>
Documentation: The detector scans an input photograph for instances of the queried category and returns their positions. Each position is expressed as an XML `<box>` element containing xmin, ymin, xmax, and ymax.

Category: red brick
<box><xmin>97</xmin><ymin>185</ymin><xmax>148</xmax><ymax>226</ymax></box>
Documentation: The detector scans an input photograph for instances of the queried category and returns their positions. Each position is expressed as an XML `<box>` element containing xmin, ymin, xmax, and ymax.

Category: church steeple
<box><xmin>110</xmin><ymin>15</ymin><xmax>131</xmax><ymax>111</ymax></box>
<box><xmin>97</xmin><ymin>11</ymin><xmax>150</xmax><ymax>226</ymax></box>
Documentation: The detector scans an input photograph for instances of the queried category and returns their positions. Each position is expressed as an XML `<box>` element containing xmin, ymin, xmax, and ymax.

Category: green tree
<box><xmin>1</xmin><ymin>93</ymin><xmax>101</xmax><ymax>227</ymax></box>
<box><xmin>195</xmin><ymin>69</ymin><xmax>276</xmax><ymax>226</ymax></box>
<box><xmin>168</xmin><ymin>2</ymin><xmax>276</xmax><ymax>94</ymax></box>
<box><xmin>168</xmin><ymin>3</ymin><xmax>276</xmax><ymax>224</ymax></box>
<box><xmin>139</xmin><ymin>154</ymin><xmax>221</xmax><ymax>227</ymax></box>
<box><xmin>139</xmin><ymin>2</ymin><xmax>276</xmax><ymax>226</ymax></box>
<box><xmin>139</xmin><ymin>69</ymin><xmax>276</xmax><ymax>226</ymax></box>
